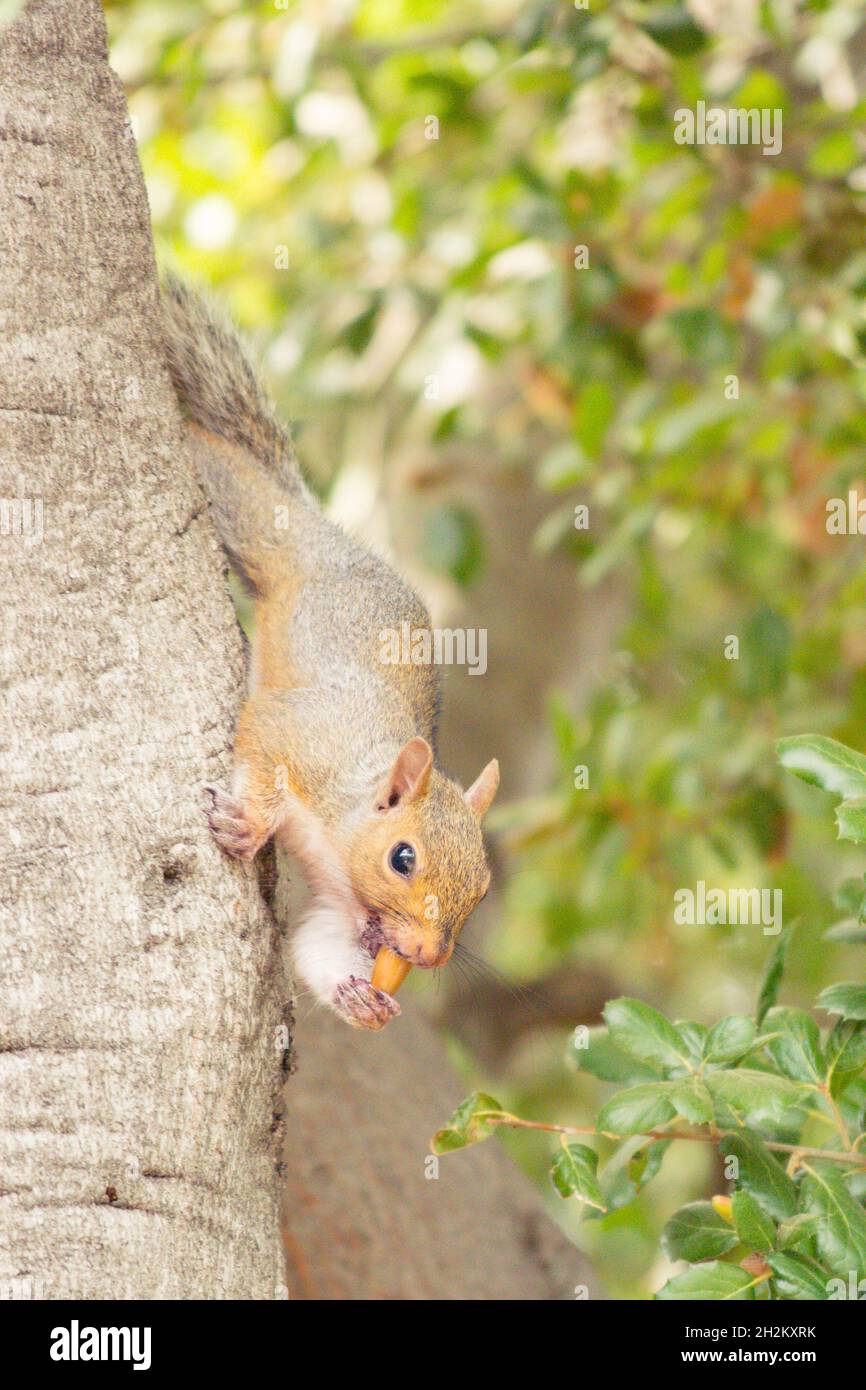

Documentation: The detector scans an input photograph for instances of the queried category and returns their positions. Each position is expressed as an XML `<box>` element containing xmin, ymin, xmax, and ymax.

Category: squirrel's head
<box><xmin>348</xmin><ymin>737</ymin><xmax>498</xmax><ymax>969</ymax></box>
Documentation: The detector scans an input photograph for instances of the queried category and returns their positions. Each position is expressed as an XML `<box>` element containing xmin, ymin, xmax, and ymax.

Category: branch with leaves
<box><xmin>434</xmin><ymin>735</ymin><xmax>866</xmax><ymax>1300</ymax></box>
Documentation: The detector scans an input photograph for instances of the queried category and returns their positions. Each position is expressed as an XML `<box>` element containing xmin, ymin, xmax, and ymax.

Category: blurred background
<box><xmin>106</xmin><ymin>0</ymin><xmax>866</xmax><ymax>1296</ymax></box>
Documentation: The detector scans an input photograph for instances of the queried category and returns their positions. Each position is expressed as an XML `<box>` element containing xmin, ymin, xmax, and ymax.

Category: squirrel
<box><xmin>161</xmin><ymin>278</ymin><xmax>499</xmax><ymax>1031</ymax></box>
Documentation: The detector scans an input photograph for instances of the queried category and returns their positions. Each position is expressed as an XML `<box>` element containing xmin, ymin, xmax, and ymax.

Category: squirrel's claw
<box><xmin>202</xmin><ymin>784</ymin><xmax>263</xmax><ymax>861</ymax></box>
<box><xmin>334</xmin><ymin>976</ymin><xmax>401</xmax><ymax>1031</ymax></box>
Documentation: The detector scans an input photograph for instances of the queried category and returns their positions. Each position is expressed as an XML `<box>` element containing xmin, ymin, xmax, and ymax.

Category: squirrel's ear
<box><xmin>376</xmin><ymin>737</ymin><xmax>433</xmax><ymax>809</ymax></box>
<box><xmin>464</xmin><ymin>758</ymin><xmax>499</xmax><ymax>818</ymax></box>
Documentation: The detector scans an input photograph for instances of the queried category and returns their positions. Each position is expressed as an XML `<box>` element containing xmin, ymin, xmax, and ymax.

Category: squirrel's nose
<box><xmin>413</xmin><ymin>939</ymin><xmax>452</xmax><ymax>969</ymax></box>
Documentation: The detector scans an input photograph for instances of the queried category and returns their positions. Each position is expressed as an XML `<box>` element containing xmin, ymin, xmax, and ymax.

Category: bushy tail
<box><xmin>161</xmin><ymin>276</ymin><xmax>308</xmax><ymax>593</ymax></box>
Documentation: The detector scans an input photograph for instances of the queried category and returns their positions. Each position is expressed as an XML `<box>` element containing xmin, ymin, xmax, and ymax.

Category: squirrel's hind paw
<box><xmin>334</xmin><ymin>976</ymin><xmax>401</xmax><ymax>1031</ymax></box>
<box><xmin>202</xmin><ymin>785</ymin><xmax>265</xmax><ymax>861</ymax></box>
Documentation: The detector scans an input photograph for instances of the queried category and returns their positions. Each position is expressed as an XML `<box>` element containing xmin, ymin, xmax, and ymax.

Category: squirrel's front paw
<box><xmin>334</xmin><ymin>976</ymin><xmax>401</xmax><ymax>1031</ymax></box>
<box><xmin>203</xmin><ymin>785</ymin><xmax>263</xmax><ymax>861</ymax></box>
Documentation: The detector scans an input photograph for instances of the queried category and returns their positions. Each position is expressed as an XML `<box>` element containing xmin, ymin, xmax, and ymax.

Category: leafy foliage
<box><xmin>435</xmin><ymin>736</ymin><xmax>866</xmax><ymax>1299</ymax></box>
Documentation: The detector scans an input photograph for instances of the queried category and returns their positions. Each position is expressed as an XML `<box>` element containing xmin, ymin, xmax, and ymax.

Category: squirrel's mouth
<box><xmin>360</xmin><ymin>912</ymin><xmax>415</xmax><ymax>966</ymax></box>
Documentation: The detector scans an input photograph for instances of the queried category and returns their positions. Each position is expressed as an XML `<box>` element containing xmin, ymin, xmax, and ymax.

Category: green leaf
<box><xmin>732</xmin><ymin>785</ymin><xmax>787</xmax><ymax>858</ymax></box>
<box><xmin>732</xmin><ymin>1190</ymin><xmax>776</xmax><ymax>1253</ymax></box>
<box><xmin>421</xmin><ymin>505</ymin><xmax>484</xmax><ymax>589</ymax></box>
<box><xmin>762</xmin><ymin>1007</ymin><xmax>824</xmax><ymax>1082</ymax></box>
<box><xmin>652</xmin><ymin>395</ymin><xmax>732</xmax><ymax>455</ymax></box>
<box><xmin>532</xmin><ymin>502</ymin><xmax>578</xmax><ymax>557</ymax></box>
<box><xmin>703</xmin><ymin>1015</ymin><xmax>757</xmax><ymax>1065</ymax></box>
<box><xmin>656</xmin><ymin>1262</ymin><xmax>757</xmax><ymax>1301</ymax></box>
<box><xmin>641</xmin><ymin>8</ymin><xmax>707</xmax><ymax>57</ymax></box>
<box><xmin>568</xmin><ymin>1026</ymin><xmax>664</xmax><ymax>1084</ymax></box>
<box><xmin>573</xmin><ymin>380</ymin><xmax>614</xmax><ymax>460</ymax></box>
<box><xmin>603</xmin><ymin>998</ymin><xmax>692</xmax><ymax>1074</ymax></box>
<box><xmin>838</xmin><ymin>1078</ymin><xmax>866</xmax><ymax>1136</ymax></box>
<box><xmin>767</xmin><ymin>1251</ymin><xmax>830</xmax><ymax>1300</ymax></box>
<box><xmin>431</xmin><ymin>1092</ymin><xmax>504</xmax><ymax>1153</ymax></box>
<box><xmin>537</xmin><ymin>442</ymin><xmax>590</xmax><ymax>492</ymax></box>
<box><xmin>808</xmin><ymin>130</ymin><xmax>859</xmax><ymax>179</ymax></box>
<box><xmin>706</xmin><ymin>1069</ymin><xmax>808</xmax><ymax>1127</ymax></box>
<box><xmin>675</xmin><ymin>1021</ymin><xmax>708</xmax><ymax>1066</ymax></box>
<box><xmin>777</xmin><ymin>734</ymin><xmax>866</xmax><ymax>800</ymax></box>
<box><xmin>832</xmin><ymin>876</ymin><xmax>866</xmax><ymax>918</ymax></box>
<box><xmin>835</xmin><ymin>798</ymin><xmax>866</xmax><ymax>845</ymax></box>
<box><xmin>627</xmin><ymin>1139</ymin><xmax>670</xmax><ymax>1194</ymax></box>
<box><xmin>600</xmin><ymin>1138</ymin><xmax>670</xmax><ymax>1214</ymax></box>
<box><xmin>816</xmin><ymin>984</ymin><xmax>866</xmax><ymax>1022</ymax></box>
<box><xmin>597</xmin><ymin>1082</ymin><xmax>677</xmax><ymax>1137</ymax></box>
<box><xmin>741</xmin><ymin>607</ymin><xmax>790</xmax><ymax>698</ymax></box>
<box><xmin>824</xmin><ymin>919</ymin><xmax>866</xmax><ymax>944</ymax></box>
<box><xmin>342</xmin><ymin>294</ymin><xmax>382</xmax><ymax>355</ymax></box>
<box><xmin>671</xmin><ymin>1076</ymin><xmax>714</xmax><ymax>1124</ymax></box>
<box><xmin>550</xmin><ymin>1142</ymin><xmax>605</xmax><ymax>1211</ymax></box>
<box><xmin>669</xmin><ymin>308</ymin><xmax>732</xmax><ymax>363</ymax></box>
<box><xmin>826</xmin><ymin>1020</ymin><xmax>866</xmax><ymax>1094</ymax></box>
<box><xmin>579</xmin><ymin>507</ymin><xmax>654</xmax><ymax>586</ymax></box>
<box><xmin>756</xmin><ymin>926</ymin><xmax>792</xmax><ymax>1025</ymax></box>
<box><xmin>662</xmin><ymin>1202</ymin><xmax>740</xmax><ymax>1263</ymax></box>
<box><xmin>800</xmin><ymin>1162</ymin><xmax>866</xmax><ymax>1282</ymax></box>
<box><xmin>777</xmin><ymin>1213</ymin><xmax>820</xmax><ymax>1253</ymax></box>
<box><xmin>719</xmin><ymin>1134</ymin><xmax>798</xmax><ymax>1221</ymax></box>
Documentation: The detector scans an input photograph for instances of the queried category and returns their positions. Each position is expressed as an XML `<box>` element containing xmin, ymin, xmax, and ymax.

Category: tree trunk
<box><xmin>0</xmin><ymin>0</ymin><xmax>288</xmax><ymax>1300</ymax></box>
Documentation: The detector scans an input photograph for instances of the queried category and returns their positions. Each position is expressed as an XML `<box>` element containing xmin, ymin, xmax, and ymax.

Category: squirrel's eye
<box><xmin>388</xmin><ymin>842</ymin><xmax>416</xmax><ymax>877</ymax></box>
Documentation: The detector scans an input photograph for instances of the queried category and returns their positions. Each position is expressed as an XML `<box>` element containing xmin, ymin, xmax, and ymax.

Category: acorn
<box><xmin>371</xmin><ymin>945</ymin><xmax>411</xmax><ymax>996</ymax></box>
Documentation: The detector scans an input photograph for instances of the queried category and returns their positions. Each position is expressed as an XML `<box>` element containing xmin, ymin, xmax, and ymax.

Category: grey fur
<box><xmin>162</xmin><ymin>274</ymin><xmax>300</xmax><ymax>494</ymax></box>
<box><xmin>160</xmin><ymin>278</ymin><xmax>440</xmax><ymax>761</ymax></box>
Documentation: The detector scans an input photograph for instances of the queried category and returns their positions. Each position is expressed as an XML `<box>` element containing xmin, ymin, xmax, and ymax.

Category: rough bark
<box><xmin>0</xmin><ymin>0</ymin><xmax>288</xmax><ymax>1299</ymax></box>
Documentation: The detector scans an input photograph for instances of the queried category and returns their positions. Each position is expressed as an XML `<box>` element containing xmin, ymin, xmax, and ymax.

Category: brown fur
<box><xmin>347</xmin><ymin>771</ymin><xmax>491</xmax><ymax>965</ymax></box>
<box><xmin>162</xmin><ymin>277</ymin><xmax>498</xmax><ymax>969</ymax></box>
